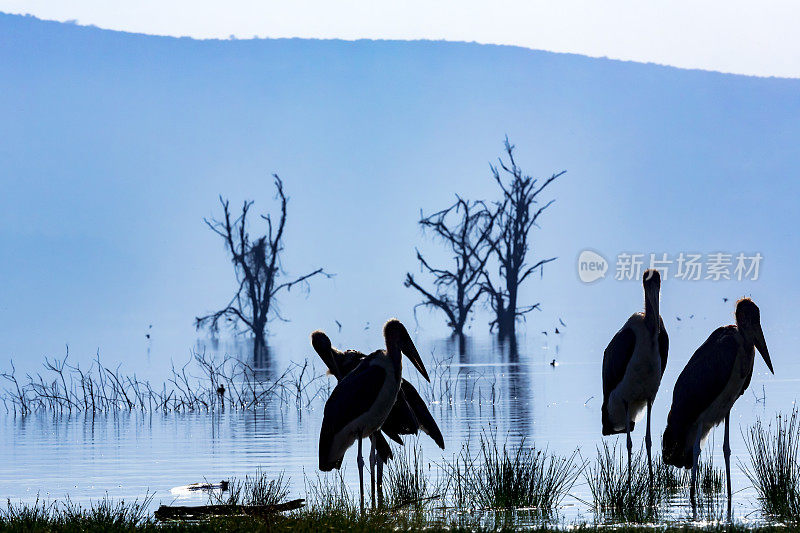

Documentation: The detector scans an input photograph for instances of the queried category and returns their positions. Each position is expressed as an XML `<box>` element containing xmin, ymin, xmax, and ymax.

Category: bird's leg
<box><xmin>624</xmin><ymin>401</ymin><xmax>632</xmax><ymax>486</ymax></box>
<box><xmin>691</xmin><ymin>428</ymin><xmax>702</xmax><ymax>508</ymax></box>
<box><xmin>357</xmin><ymin>436</ymin><xmax>365</xmax><ymax>515</ymax></box>
<box><xmin>377</xmin><ymin>452</ymin><xmax>385</xmax><ymax>508</ymax></box>
<box><xmin>369</xmin><ymin>436</ymin><xmax>376</xmax><ymax>509</ymax></box>
<box><xmin>646</xmin><ymin>400</ymin><xmax>653</xmax><ymax>489</ymax></box>
<box><xmin>724</xmin><ymin>412</ymin><xmax>733</xmax><ymax>516</ymax></box>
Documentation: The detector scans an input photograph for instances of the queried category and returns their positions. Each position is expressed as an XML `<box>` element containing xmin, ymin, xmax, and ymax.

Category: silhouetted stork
<box><xmin>317</xmin><ymin>319</ymin><xmax>430</xmax><ymax>513</ymax></box>
<box><xmin>311</xmin><ymin>329</ymin><xmax>443</xmax><ymax>507</ymax></box>
<box><xmin>663</xmin><ymin>298</ymin><xmax>773</xmax><ymax>507</ymax></box>
<box><xmin>602</xmin><ymin>269</ymin><xmax>669</xmax><ymax>483</ymax></box>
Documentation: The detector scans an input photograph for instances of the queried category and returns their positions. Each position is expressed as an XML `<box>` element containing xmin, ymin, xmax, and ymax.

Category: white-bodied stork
<box><xmin>663</xmin><ymin>298</ymin><xmax>773</xmax><ymax>507</ymax></box>
<box><xmin>602</xmin><ymin>269</ymin><xmax>669</xmax><ymax>483</ymax></box>
<box><xmin>311</xmin><ymin>330</ymin><xmax>444</xmax><ymax>507</ymax></box>
<box><xmin>318</xmin><ymin>319</ymin><xmax>430</xmax><ymax>513</ymax></box>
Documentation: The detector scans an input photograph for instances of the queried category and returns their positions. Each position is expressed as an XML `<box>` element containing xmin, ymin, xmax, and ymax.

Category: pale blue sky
<box><xmin>2</xmin><ymin>1</ymin><xmax>799</xmax><ymax>78</ymax></box>
<box><xmin>1</xmin><ymin>14</ymin><xmax>799</xmax><ymax>379</ymax></box>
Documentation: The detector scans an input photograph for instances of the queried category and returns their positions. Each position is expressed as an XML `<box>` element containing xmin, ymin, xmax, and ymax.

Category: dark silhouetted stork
<box><xmin>602</xmin><ymin>269</ymin><xmax>669</xmax><ymax>483</ymax></box>
<box><xmin>317</xmin><ymin>319</ymin><xmax>430</xmax><ymax>513</ymax></box>
<box><xmin>311</xmin><ymin>328</ymin><xmax>443</xmax><ymax>507</ymax></box>
<box><xmin>663</xmin><ymin>298</ymin><xmax>773</xmax><ymax>507</ymax></box>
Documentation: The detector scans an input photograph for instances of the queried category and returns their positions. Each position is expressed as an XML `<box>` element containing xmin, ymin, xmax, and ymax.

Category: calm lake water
<box><xmin>1</xmin><ymin>324</ymin><xmax>796</xmax><ymax>526</ymax></box>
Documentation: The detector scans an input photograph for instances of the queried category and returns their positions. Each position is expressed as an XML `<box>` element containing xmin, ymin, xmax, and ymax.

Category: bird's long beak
<box><xmin>753</xmin><ymin>322</ymin><xmax>774</xmax><ymax>374</ymax></box>
<box><xmin>401</xmin><ymin>330</ymin><xmax>430</xmax><ymax>382</ymax></box>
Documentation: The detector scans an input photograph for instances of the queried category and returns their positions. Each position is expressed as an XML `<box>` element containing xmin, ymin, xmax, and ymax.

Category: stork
<box><xmin>318</xmin><ymin>319</ymin><xmax>430</xmax><ymax>513</ymax></box>
<box><xmin>663</xmin><ymin>298</ymin><xmax>773</xmax><ymax>507</ymax></box>
<box><xmin>602</xmin><ymin>269</ymin><xmax>669</xmax><ymax>484</ymax></box>
<box><xmin>311</xmin><ymin>329</ymin><xmax>444</xmax><ymax>507</ymax></box>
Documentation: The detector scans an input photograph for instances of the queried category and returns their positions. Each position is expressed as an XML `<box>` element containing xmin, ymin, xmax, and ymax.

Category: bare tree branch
<box><xmin>482</xmin><ymin>137</ymin><xmax>565</xmax><ymax>338</ymax></box>
<box><xmin>196</xmin><ymin>175</ymin><xmax>331</xmax><ymax>358</ymax></box>
<box><xmin>404</xmin><ymin>197</ymin><xmax>497</xmax><ymax>337</ymax></box>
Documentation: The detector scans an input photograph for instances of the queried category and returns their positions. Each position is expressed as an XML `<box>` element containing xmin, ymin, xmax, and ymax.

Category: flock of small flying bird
<box><xmin>310</xmin><ymin>268</ymin><xmax>773</xmax><ymax>514</ymax></box>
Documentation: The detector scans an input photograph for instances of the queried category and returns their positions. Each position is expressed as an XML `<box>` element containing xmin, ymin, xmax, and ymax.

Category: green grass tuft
<box><xmin>0</xmin><ymin>493</ymin><xmax>153</xmax><ymax>532</ymax></box>
<box><xmin>742</xmin><ymin>407</ymin><xmax>800</xmax><ymax>521</ymax></box>
<box><xmin>207</xmin><ymin>468</ymin><xmax>289</xmax><ymax>507</ymax></box>
<box><xmin>586</xmin><ymin>441</ymin><xmax>662</xmax><ymax>523</ymax></box>
<box><xmin>384</xmin><ymin>439</ymin><xmax>438</xmax><ymax>510</ymax></box>
<box><xmin>439</xmin><ymin>430</ymin><xmax>583</xmax><ymax>513</ymax></box>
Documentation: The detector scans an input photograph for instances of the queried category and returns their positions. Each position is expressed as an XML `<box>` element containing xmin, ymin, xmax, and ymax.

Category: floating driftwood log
<box><xmin>154</xmin><ymin>498</ymin><xmax>305</xmax><ymax>521</ymax></box>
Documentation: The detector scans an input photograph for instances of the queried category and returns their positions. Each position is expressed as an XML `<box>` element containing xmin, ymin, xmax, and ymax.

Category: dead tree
<box><xmin>196</xmin><ymin>175</ymin><xmax>330</xmax><ymax>360</ymax></box>
<box><xmin>405</xmin><ymin>196</ymin><xmax>497</xmax><ymax>340</ymax></box>
<box><xmin>483</xmin><ymin>138</ymin><xmax>566</xmax><ymax>339</ymax></box>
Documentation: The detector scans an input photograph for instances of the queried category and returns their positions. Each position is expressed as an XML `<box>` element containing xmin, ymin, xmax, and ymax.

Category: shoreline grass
<box><xmin>586</xmin><ymin>441</ymin><xmax>725</xmax><ymax>523</ymax></box>
<box><xmin>742</xmin><ymin>407</ymin><xmax>800</xmax><ymax>521</ymax></box>
<box><xmin>206</xmin><ymin>469</ymin><xmax>290</xmax><ymax>507</ymax></box>
<box><xmin>439</xmin><ymin>430</ymin><xmax>584</xmax><ymax>514</ymax></box>
<box><xmin>0</xmin><ymin>444</ymin><xmax>787</xmax><ymax>533</ymax></box>
<box><xmin>2</xmin><ymin>496</ymin><xmax>799</xmax><ymax>533</ymax></box>
<box><xmin>1</xmin><ymin>493</ymin><xmax>153</xmax><ymax>532</ymax></box>
<box><xmin>586</xmin><ymin>441</ymin><xmax>663</xmax><ymax>523</ymax></box>
<box><xmin>385</xmin><ymin>437</ymin><xmax>439</xmax><ymax>510</ymax></box>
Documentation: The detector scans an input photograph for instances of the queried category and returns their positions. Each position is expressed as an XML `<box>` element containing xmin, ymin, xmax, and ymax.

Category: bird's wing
<box><xmin>323</xmin><ymin>360</ymin><xmax>387</xmax><ymax>430</ymax></box>
<box><xmin>739</xmin><ymin>345</ymin><xmax>755</xmax><ymax>396</ymax></box>
<box><xmin>665</xmin><ymin>326</ymin><xmax>739</xmax><ymax>436</ymax></box>
<box><xmin>380</xmin><ymin>385</ymin><xmax>418</xmax><ymax>442</ymax></box>
<box><xmin>381</xmin><ymin>428</ymin><xmax>405</xmax><ymax>445</ymax></box>
<box><xmin>319</xmin><ymin>361</ymin><xmax>387</xmax><ymax>470</ymax></box>
<box><xmin>659</xmin><ymin>317</ymin><xmax>669</xmax><ymax>378</ymax></box>
<box><xmin>401</xmin><ymin>379</ymin><xmax>445</xmax><ymax>449</ymax></box>
<box><xmin>602</xmin><ymin>324</ymin><xmax>636</xmax><ymax>404</ymax></box>
<box><xmin>373</xmin><ymin>431</ymin><xmax>394</xmax><ymax>463</ymax></box>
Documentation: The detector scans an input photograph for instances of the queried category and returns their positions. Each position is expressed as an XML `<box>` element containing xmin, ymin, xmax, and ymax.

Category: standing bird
<box><xmin>318</xmin><ymin>319</ymin><xmax>430</xmax><ymax>513</ymax></box>
<box><xmin>311</xmin><ymin>329</ymin><xmax>444</xmax><ymax>507</ymax></box>
<box><xmin>602</xmin><ymin>269</ymin><xmax>669</xmax><ymax>483</ymax></box>
<box><xmin>663</xmin><ymin>298</ymin><xmax>773</xmax><ymax>507</ymax></box>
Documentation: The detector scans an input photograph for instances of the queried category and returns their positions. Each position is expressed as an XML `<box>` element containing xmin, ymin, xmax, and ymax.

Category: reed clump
<box><xmin>698</xmin><ymin>458</ymin><xmax>724</xmax><ymax>495</ymax></box>
<box><xmin>208</xmin><ymin>470</ymin><xmax>290</xmax><ymax>507</ymax></box>
<box><xmin>303</xmin><ymin>469</ymin><xmax>360</xmax><ymax>517</ymax></box>
<box><xmin>439</xmin><ymin>431</ymin><xmax>583</xmax><ymax>513</ymax></box>
<box><xmin>742</xmin><ymin>407</ymin><xmax>800</xmax><ymax>521</ymax></box>
<box><xmin>586</xmin><ymin>442</ymin><xmax>663</xmax><ymax>523</ymax></box>
<box><xmin>0</xmin><ymin>350</ymin><xmax>325</xmax><ymax>416</ymax></box>
<box><xmin>587</xmin><ymin>440</ymin><xmax>725</xmax><ymax>523</ymax></box>
<box><xmin>1</xmin><ymin>493</ymin><xmax>153</xmax><ymax>532</ymax></box>
<box><xmin>384</xmin><ymin>439</ymin><xmax>439</xmax><ymax>510</ymax></box>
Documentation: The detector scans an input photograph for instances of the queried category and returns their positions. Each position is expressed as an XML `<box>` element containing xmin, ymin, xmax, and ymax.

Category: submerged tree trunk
<box><xmin>503</xmin><ymin>269</ymin><xmax>519</xmax><ymax>338</ymax></box>
<box><xmin>496</xmin><ymin>311</ymin><xmax>512</xmax><ymax>340</ymax></box>
<box><xmin>253</xmin><ymin>329</ymin><xmax>267</xmax><ymax>363</ymax></box>
<box><xmin>454</xmin><ymin>332</ymin><xmax>467</xmax><ymax>356</ymax></box>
